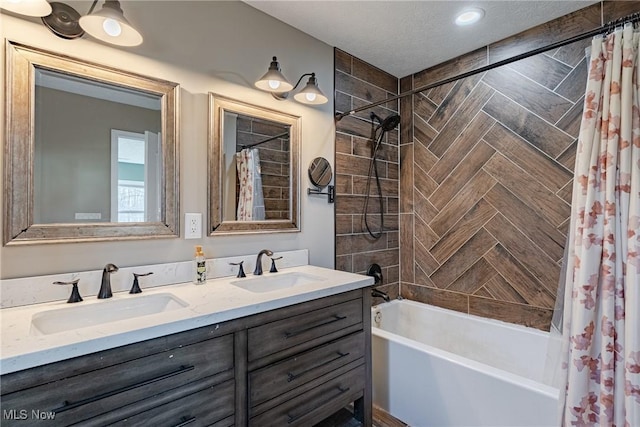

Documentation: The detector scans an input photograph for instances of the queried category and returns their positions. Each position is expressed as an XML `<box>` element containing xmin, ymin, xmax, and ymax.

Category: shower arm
<box><xmin>335</xmin><ymin>11</ymin><xmax>640</xmax><ymax>122</ymax></box>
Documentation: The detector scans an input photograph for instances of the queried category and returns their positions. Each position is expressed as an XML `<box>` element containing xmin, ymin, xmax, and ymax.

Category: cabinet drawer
<box><xmin>113</xmin><ymin>378</ymin><xmax>235</xmax><ymax>427</ymax></box>
<box><xmin>1</xmin><ymin>334</ymin><xmax>233</xmax><ymax>426</ymax></box>
<box><xmin>248</xmin><ymin>298</ymin><xmax>362</xmax><ymax>361</ymax></box>
<box><xmin>250</xmin><ymin>364</ymin><xmax>365</xmax><ymax>427</ymax></box>
<box><xmin>250</xmin><ymin>331</ymin><xmax>364</xmax><ymax>407</ymax></box>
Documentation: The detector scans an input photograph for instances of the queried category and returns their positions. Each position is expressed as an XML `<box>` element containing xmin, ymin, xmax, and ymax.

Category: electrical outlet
<box><xmin>185</xmin><ymin>213</ymin><xmax>202</xmax><ymax>239</ymax></box>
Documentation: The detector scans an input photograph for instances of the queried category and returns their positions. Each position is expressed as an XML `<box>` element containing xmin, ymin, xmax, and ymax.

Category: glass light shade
<box><xmin>255</xmin><ymin>56</ymin><xmax>293</xmax><ymax>93</ymax></box>
<box><xmin>79</xmin><ymin>1</ymin><xmax>142</xmax><ymax>46</ymax></box>
<box><xmin>293</xmin><ymin>74</ymin><xmax>328</xmax><ymax>105</ymax></box>
<box><xmin>0</xmin><ymin>0</ymin><xmax>52</xmax><ymax>17</ymax></box>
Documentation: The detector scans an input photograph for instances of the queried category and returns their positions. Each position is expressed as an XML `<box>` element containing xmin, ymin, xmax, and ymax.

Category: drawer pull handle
<box><xmin>51</xmin><ymin>365</ymin><xmax>195</xmax><ymax>413</ymax></box>
<box><xmin>287</xmin><ymin>351</ymin><xmax>351</xmax><ymax>382</ymax></box>
<box><xmin>173</xmin><ymin>416</ymin><xmax>196</xmax><ymax>427</ymax></box>
<box><xmin>286</xmin><ymin>386</ymin><xmax>350</xmax><ymax>424</ymax></box>
<box><xmin>284</xmin><ymin>315</ymin><xmax>347</xmax><ymax>339</ymax></box>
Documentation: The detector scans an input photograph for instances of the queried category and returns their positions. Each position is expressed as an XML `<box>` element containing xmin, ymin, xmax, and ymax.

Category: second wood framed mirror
<box><xmin>208</xmin><ymin>94</ymin><xmax>301</xmax><ymax>235</ymax></box>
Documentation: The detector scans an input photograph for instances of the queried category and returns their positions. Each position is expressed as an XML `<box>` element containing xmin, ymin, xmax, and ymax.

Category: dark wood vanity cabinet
<box><xmin>0</xmin><ymin>288</ymin><xmax>372</xmax><ymax>427</ymax></box>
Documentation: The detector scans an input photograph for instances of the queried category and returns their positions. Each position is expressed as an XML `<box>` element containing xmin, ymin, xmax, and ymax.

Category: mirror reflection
<box><xmin>308</xmin><ymin>157</ymin><xmax>332</xmax><ymax>189</ymax></box>
<box><xmin>222</xmin><ymin>113</ymin><xmax>290</xmax><ymax>222</ymax></box>
<box><xmin>34</xmin><ymin>68</ymin><xmax>163</xmax><ymax>224</ymax></box>
<box><xmin>209</xmin><ymin>94</ymin><xmax>300</xmax><ymax>234</ymax></box>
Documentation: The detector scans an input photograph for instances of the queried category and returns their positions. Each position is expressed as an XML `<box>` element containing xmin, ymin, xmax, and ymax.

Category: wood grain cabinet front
<box><xmin>249</xmin><ymin>331</ymin><xmax>365</xmax><ymax>407</ymax></box>
<box><xmin>250</xmin><ymin>364</ymin><xmax>366</xmax><ymax>426</ymax></box>
<box><xmin>245</xmin><ymin>289</ymin><xmax>371</xmax><ymax>426</ymax></box>
<box><xmin>247</xmin><ymin>298</ymin><xmax>363</xmax><ymax>362</ymax></box>
<box><xmin>0</xmin><ymin>287</ymin><xmax>372</xmax><ymax>427</ymax></box>
<box><xmin>1</xmin><ymin>329</ymin><xmax>235</xmax><ymax>427</ymax></box>
<box><xmin>113</xmin><ymin>377</ymin><xmax>235</xmax><ymax>427</ymax></box>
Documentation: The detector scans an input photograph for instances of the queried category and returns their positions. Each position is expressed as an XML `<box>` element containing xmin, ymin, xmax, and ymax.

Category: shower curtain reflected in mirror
<box><xmin>554</xmin><ymin>24</ymin><xmax>639</xmax><ymax>426</ymax></box>
<box><xmin>236</xmin><ymin>148</ymin><xmax>265</xmax><ymax>221</ymax></box>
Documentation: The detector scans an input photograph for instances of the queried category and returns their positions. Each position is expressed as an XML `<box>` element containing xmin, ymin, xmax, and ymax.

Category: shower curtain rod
<box><xmin>241</xmin><ymin>131</ymin><xmax>289</xmax><ymax>149</ymax></box>
<box><xmin>335</xmin><ymin>11</ymin><xmax>640</xmax><ymax>122</ymax></box>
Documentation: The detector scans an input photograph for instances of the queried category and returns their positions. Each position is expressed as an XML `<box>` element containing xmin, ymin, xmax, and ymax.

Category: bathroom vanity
<box><xmin>0</xmin><ymin>265</ymin><xmax>373</xmax><ymax>426</ymax></box>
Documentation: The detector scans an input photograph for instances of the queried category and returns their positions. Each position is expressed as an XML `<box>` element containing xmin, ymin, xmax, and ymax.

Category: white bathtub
<box><xmin>372</xmin><ymin>299</ymin><xmax>559</xmax><ymax>427</ymax></box>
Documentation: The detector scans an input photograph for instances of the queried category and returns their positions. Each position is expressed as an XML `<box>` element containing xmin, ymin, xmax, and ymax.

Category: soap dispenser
<box><xmin>194</xmin><ymin>245</ymin><xmax>207</xmax><ymax>284</ymax></box>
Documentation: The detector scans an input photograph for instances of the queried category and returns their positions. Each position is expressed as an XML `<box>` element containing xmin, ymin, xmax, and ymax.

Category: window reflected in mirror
<box><xmin>111</xmin><ymin>129</ymin><xmax>161</xmax><ymax>223</ymax></box>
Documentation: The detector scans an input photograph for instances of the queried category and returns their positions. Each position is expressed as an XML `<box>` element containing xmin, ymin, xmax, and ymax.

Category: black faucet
<box><xmin>253</xmin><ymin>249</ymin><xmax>274</xmax><ymax>275</ymax></box>
<box><xmin>98</xmin><ymin>263</ymin><xmax>119</xmax><ymax>299</ymax></box>
<box><xmin>371</xmin><ymin>288</ymin><xmax>391</xmax><ymax>302</ymax></box>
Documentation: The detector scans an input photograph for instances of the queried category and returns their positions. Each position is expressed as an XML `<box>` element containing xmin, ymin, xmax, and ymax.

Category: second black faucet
<box><xmin>253</xmin><ymin>249</ymin><xmax>273</xmax><ymax>275</ymax></box>
<box><xmin>98</xmin><ymin>263</ymin><xmax>119</xmax><ymax>299</ymax></box>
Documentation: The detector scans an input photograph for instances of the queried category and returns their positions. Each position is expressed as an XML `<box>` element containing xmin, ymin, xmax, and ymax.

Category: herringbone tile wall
<box><xmin>333</xmin><ymin>1</ymin><xmax>640</xmax><ymax>328</ymax></box>
<box><xmin>399</xmin><ymin>1</ymin><xmax>640</xmax><ymax>330</ymax></box>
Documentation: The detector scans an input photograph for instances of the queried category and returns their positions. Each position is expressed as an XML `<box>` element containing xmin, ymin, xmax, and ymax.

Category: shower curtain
<box><xmin>236</xmin><ymin>148</ymin><xmax>265</xmax><ymax>221</ymax></box>
<box><xmin>557</xmin><ymin>24</ymin><xmax>639</xmax><ymax>426</ymax></box>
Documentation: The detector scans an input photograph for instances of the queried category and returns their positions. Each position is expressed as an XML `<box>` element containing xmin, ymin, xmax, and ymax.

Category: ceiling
<box><xmin>245</xmin><ymin>1</ymin><xmax>597</xmax><ymax>77</ymax></box>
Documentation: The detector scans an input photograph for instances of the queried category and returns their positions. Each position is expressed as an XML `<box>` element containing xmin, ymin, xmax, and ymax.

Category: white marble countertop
<box><xmin>0</xmin><ymin>265</ymin><xmax>373</xmax><ymax>375</ymax></box>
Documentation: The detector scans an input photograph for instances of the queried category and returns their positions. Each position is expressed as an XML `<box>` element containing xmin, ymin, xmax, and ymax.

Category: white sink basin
<box><xmin>230</xmin><ymin>272</ymin><xmax>325</xmax><ymax>293</ymax></box>
<box><xmin>30</xmin><ymin>293</ymin><xmax>189</xmax><ymax>336</ymax></box>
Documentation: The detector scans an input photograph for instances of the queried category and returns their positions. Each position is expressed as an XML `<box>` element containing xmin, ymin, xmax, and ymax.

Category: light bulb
<box><xmin>268</xmin><ymin>80</ymin><xmax>281</xmax><ymax>90</ymax></box>
<box><xmin>305</xmin><ymin>92</ymin><xmax>317</xmax><ymax>102</ymax></box>
<box><xmin>102</xmin><ymin>18</ymin><xmax>122</xmax><ymax>37</ymax></box>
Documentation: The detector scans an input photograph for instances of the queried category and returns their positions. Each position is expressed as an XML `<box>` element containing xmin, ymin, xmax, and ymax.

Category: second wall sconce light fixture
<box><xmin>0</xmin><ymin>0</ymin><xmax>143</xmax><ymax>46</ymax></box>
<box><xmin>255</xmin><ymin>56</ymin><xmax>328</xmax><ymax>105</ymax></box>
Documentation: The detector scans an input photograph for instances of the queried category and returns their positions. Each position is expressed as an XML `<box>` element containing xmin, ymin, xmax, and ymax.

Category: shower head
<box><xmin>370</xmin><ymin>112</ymin><xmax>401</xmax><ymax>132</ymax></box>
<box><xmin>381</xmin><ymin>114</ymin><xmax>401</xmax><ymax>132</ymax></box>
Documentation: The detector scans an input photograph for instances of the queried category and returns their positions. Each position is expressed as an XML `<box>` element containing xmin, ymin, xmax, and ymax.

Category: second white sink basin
<box><xmin>230</xmin><ymin>272</ymin><xmax>326</xmax><ymax>293</ymax></box>
<box><xmin>30</xmin><ymin>293</ymin><xmax>189</xmax><ymax>336</ymax></box>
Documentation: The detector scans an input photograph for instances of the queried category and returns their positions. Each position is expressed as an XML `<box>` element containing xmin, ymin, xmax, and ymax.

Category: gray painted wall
<box><xmin>0</xmin><ymin>1</ymin><xmax>335</xmax><ymax>279</ymax></box>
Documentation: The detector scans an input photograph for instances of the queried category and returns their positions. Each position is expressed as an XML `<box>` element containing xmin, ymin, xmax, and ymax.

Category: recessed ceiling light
<box><xmin>455</xmin><ymin>8</ymin><xmax>485</xmax><ymax>26</ymax></box>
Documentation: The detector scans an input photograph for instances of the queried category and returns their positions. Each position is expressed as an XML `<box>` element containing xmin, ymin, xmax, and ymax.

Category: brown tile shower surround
<box><xmin>334</xmin><ymin>50</ymin><xmax>400</xmax><ymax>299</ymax></box>
<box><xmin>334</xmin><ymin>1</ymin><xmax>640</xmax><ymax>330</ymax></box>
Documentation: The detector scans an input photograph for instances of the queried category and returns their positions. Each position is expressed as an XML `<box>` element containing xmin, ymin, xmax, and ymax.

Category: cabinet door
<box><xmin>249</xmin><ymin>332</ymin><xmax>364</xmax><ymax>407</ymax></box>
<box><xmin>248</xmin><ymin>298</ymin><xmax>362</xmax><ymax>361</ymax></box>
<box><xmin>112</xmin><ymin>378</ymin><xmax>235</xmax><ymax>427</ymax></box>
<box><xmin>1</xmin><ymin>334</ymin><xmax>233</xmax><ymax>426</ymax></box>
<box><xmin>250</xmin><ymin>364</ymin><xmax>365</xmax><ymax>427</ymax></box>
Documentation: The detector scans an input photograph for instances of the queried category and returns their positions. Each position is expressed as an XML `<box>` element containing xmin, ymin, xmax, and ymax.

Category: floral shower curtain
<box><xmin>558</xmin><ymin>24</ymin><xmax>639</xmax><ymax>425</ymax></box>
<box><xmin>236</xmin><ymin>148</ymin><xmax>265</xmax><ymax>221</ymax></box>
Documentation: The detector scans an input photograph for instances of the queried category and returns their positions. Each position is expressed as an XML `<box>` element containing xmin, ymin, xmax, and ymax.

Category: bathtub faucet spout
<box><xmin>372</xmin><ymin>288</ymin><xmax>390</xmax><ymax>302</ymax></box>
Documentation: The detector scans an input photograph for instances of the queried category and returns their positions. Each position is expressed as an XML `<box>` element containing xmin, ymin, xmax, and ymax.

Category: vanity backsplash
<box><xmin>0</xmin><ymin>249</ymin><xmax>309</xmax><ymax>309</ymax></box>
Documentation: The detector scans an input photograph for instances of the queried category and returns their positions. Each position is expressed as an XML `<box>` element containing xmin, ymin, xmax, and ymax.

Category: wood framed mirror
<box><xmin>4</xmin><ymin>41</ymin><xmax>180</xmax><ymax>245</ymax></box>
<box><xmin>208</xmin><ymin>93</ymin><xmax>300</xmax><ymax>234</ymax></box>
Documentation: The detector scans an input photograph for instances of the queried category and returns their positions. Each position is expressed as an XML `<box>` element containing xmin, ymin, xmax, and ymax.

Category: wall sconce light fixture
<box><xmin>0</xmin><ymin>0</ymin><xmax>51</xmax><ymax>17</ymax></box>
<box><xmin>255</xmin><ymin>56</ymin><xmax>328</xmax><ymax>105</ymax></box>
<box><xmin>0</xmin><ymin>0</ymin><xmax>143</xmax><ymax>46</ymax></box>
